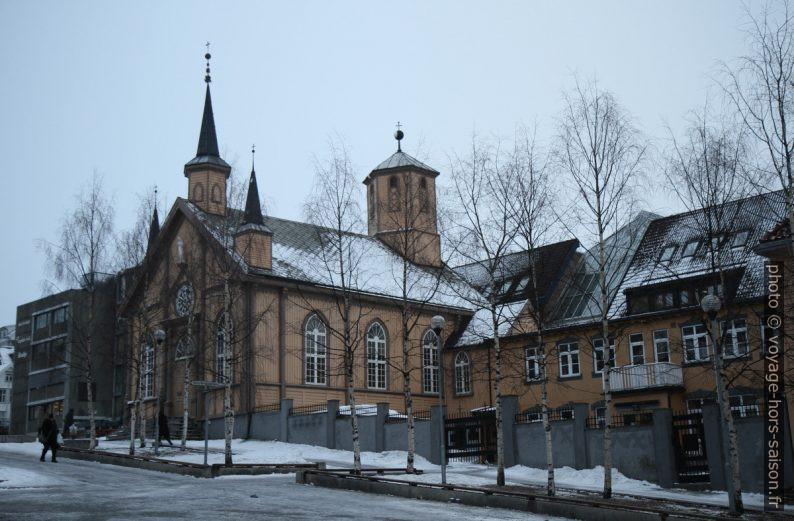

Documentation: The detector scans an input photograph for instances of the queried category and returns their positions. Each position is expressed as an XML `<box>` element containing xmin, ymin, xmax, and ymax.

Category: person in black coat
<box><xmin>63</xmin><ymin>409</ymin><xmax>75</xmax><ymax>438</ymax></box>
<box><xmin>158</xmin><ymin>410</ymin><xmax>173</xmax><ymax>447</ymax></box>
<box><xmin>38</xmin><ymin>414</ymin><xmax>59</xmax><ymax>462</ymax></box>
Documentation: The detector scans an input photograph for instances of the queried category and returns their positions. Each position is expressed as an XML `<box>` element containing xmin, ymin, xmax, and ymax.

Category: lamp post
<box><xmin>700</xmin><ymin>294</ymin><xmax>741</xmax><ymax>514</ymax></box>
<box><xmin>153</xmin><ymin>329</ymin><xmax>166</xmax><ymax>456</ymax></box>
<box><xmin>431</xmin><ymin>315</ymin><xmax>446</xmax><ymax>485</ymax></box>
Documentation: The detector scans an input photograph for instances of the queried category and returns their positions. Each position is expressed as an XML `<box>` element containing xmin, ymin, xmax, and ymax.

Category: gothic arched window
<box><xmin>422</xmin><ymin>330</ymin><xmax>439</xmax><ymax>394</ymax></box>
<box><xmin>419</xmin><ymin>178</ymin><xmax>429</xmax><ymax>213</ymax></box>
<box><xmin>216</xmin><ymin>312</ymin><xmax>232</xmax><ymax>383</ymax></box>
<box><xmin>454</xmin><ymin>351</ymin><xmax>471</xmax><ymax>395</ymax></box>
<box><xmin>366</xmin><ymin>322</ymin><xmax>387</xmax><ymax>389</ymax></box>
<box><xmin>305</xmin><ymin>314</ymin><xmax>327</xmax><ymax>385</ymax></box>
<box><xmin>388</xmin><ymin>176</ymin><xmax>401</xmax><ymax>212</ymax></box>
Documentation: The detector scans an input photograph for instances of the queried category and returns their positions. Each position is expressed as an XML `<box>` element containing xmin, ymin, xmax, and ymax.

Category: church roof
<box><xmin>184</xmin><ymin>84</ymin><xmax>231</xmax><ymax>172</ymax></box>
<box><xmin>178</xmin><ymin>199</ymin><xmax>475</xmax><ymax>311</ymax></box>
<box><xmin>371</xmin><ymin>151</ymin><xmax>439</xmax><ymax>175</ymax></box>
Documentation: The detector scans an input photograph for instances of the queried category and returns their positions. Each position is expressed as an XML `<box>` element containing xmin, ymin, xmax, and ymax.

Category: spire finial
<box><xmin>394</xmin><ymin>121</ymin><xmax>404</xmax><ymax>152</ymax></box>
<box><xmin>204</xmin><ymin>42</ymin><xmax>212</xmax><ymax>84</ymax></box>
<box><xmin>251</xmin><ymin>144</ymin><xmax>256</xmax><ymax>172</ymax></box>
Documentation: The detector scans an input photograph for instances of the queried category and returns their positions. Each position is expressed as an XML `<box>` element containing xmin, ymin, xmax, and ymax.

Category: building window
<box><xmin>653</xmin><ymin>330</ymin><xmax>670</xmax><ymax>363</ymax></box>
<box><xmin>558</xmin><ymin>342</ymin><xmax>580</xmax><ymax>378</ymax></box>
<box><xmin>524</xmin><ymin>346</ymin><xmax>543</xmax><ymax>382</ymax></box>
<box><xmin>731</xmin><ymin>231</ymin><xmax>749</xmax><ymax>249</ymax></box>
<box><xmin>593</xmin><ymin>407</ymin><xmax>606</xmax><ymax>428</ymax></box>
<box><xmin>5</xmin><ymin>373</ymin><xmax>12</xmax><ymax>383</ymax></box>
<box><xmin>654</xmin><ymin>292</ymin><xmax>674</xmax><ymax>309</ymax></box>
<box><xmin>388</xmin><ymin>176</ymin><xmax>400</xmax><ymax>211</ymax></box>
<box><xmin>34</xmin><ymin>314</ymin><xmax>48</xmax><ymax>331</ymax></box>
<box><xmin>628</xmin><ymin>333</ymin><xmax>645</xmax><ymax>365</ymax></box>
<box><xmin>0</xmin><ymin>389</ymin><xmax>6</xmax><ymax>402</ymax></box>
<box><xmin>721</xmin><ymin>319</ymin><xmax>748</xmax><ymax>358</ymax></box>
<box><xmin>681</xmin><ymin>240</ymin><xmax>699</xmax><ymax>258</ymax></box>
<box><xmin>175</xmin><ymin>335</ymin><xmax>195</xmax><ymax>361</ymax></box>
<box><xmin>592</xmin><ymin>338</ymin><xmax>614</xmax><ymax>374</ymax></box>
<box><xmin>454</xmin><ymin>351</ymin><xmax>471</xmax><ymax>395</ymax></box>
<box><xmin>304</xmin><ymin>314</ymin><xmax>327</xmax><ymax>385</ymax></box>
<box><xmin>52</xmin><ymin>307</ymin><xmax>66</xmax><ymax>325</ymax></box>
<box><xmin>686</xmin><ymin>397</ymin><xmax>715</xmax><ymax>414</ymax></box>
<box><xmin>730</xmin><ymin>395</ymin><xmax>760</xmax><ymax>417</ymax></box>
<box><xmin>142</xmin><ymin>338</ymin><xmax>154</xmax><ymax>398</ymax></box>
<box><xmin>366</xmin><ymin>322</ymin><xmax>387</xmax><ymax>390</ymax></box>
<box><xmin>659</xmin><ymin>245</ymin><xmax>676</xmax><ymax>263</ymax></box>
<box><xmin>216</xmin><ymin>313</ymin><xmax>232</xmax><ymax>384</ymax></box>
<box><xmin>761</xmin><ymin>317</ymin><xmax>778</xmax><ymax>356</ymax></box>
<box><xmin>419</xmin><ymin>178</ymin><xmax>429</xmax><ymax>213</ymax></box>
<box><xmin>422</xmin><ymin>330</ymin><xmax>439</xmax><ymax>394</ymax></box>
<box><xmin>682</xmin><ymin>324</ymin><xmax>709</xmax><ymax>362</ymax></box>
<box><xmin>78</xmin><ymin>382</ymin><xmax>97</xmax><ymax>402</ymax></box>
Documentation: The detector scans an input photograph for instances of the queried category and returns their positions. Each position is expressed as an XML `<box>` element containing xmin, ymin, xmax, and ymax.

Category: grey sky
<box><xmin>0</xmin><ymin>1</ymin><xmax>753</xmax><ymax>323</ymax></box>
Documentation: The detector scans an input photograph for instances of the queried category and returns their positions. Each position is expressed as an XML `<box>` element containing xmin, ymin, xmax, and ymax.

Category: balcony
<box><xmin>606</xmin><ymin>362</ymin><xmax>683</xmax><ymax>392</ymax></box>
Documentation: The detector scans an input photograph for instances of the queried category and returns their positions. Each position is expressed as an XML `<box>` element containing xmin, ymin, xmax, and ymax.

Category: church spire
<box><xmin>185</xmin><ymin>45</ymin><xmax>230</xmax><ymax>173</ymax></box>
<box><xmin>147</xmin><ymin>191</ymin><xmax>160</xmax><ymax>254</ymax></box>
<box><xmin>242</xmin><ymin>145</ymin><xmax>264</xmax><ymax>225</ymax></box>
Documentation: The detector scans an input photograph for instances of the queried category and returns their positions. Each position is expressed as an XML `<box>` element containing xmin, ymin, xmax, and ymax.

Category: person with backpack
<box><xmin>38</xmin><ymin>413</ymin><xmax>59</xmax><ymax>463</ymax></box>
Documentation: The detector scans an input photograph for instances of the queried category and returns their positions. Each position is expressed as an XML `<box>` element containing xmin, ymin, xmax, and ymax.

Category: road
<box><xmin>0</xmin><ymin>451</ymin><xmax>566</xmax><ymax>521</ymax></box>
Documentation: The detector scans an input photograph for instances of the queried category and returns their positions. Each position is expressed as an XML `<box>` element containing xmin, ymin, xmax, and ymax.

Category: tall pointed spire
<box><xmin>243</xmin><ymin>144</ymin><xmax>264</xmax><ymax>225</ymax></box>
<box><xmin>185</xmin><ymin>45</ymin><xmax>230</xmax><ymax>172</ymax></box>
<box><xmin>147</xmin><ymin>190</ymin><xmax>160</xmax><ymax>254</ymax></box>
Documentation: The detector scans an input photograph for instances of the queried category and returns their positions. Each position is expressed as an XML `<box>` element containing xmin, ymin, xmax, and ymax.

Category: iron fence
<box><xmin>254</xmin><ymin>402</ymin><xmax>281</xmax><ymax>414</ymax></box>
<box><xmin>289</xmin><ymin>403</ymin><xmax>327</xmax><ymax>416</ymax></box>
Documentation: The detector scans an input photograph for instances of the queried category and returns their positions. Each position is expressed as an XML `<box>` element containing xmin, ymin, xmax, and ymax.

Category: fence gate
<box><xmin>444</xmin><ymin>411</ymin><xmax>496</xmax><ymax>463</ymax></box>
<box><xmin>671</xmin><ymin>412</ymin><xmax>710</xmax><ymax>484</ymax></box>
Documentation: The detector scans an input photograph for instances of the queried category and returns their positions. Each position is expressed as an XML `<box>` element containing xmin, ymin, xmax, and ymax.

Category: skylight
<box><xmin>731</xmin><ymin>231</ymin><xmax>749</xmax><ymax>248</ymax></box>
<box><xmin>659</xmin><ymin>245</ymin><xmax>676</xmax><ymax>263</ymax></box>
<box><xmin>681</xmin><ymin>240</ymin><xmax>699</xmax><ymax>258</ymax></box>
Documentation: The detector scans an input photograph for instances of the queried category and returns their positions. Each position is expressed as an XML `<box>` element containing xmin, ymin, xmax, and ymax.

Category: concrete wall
<box><xmin>288</xmin><ymin>413</ymin><xmax>327</xmax><ymax>447</ymax></box>
<box><xmin>516</xmin><ymin>420</ymin><xmax>576</xmax><ymax>469</ymax></box>
<box><xmin>249</xmin><ymin>411</ymin><xmax>281</xmax><ymax>440</ymax></box>
<box><xmin>384</xmin><ymin>420</ymin><xmax>432</xmax><ymax>460</ymax></box>
<box><xmin>584</xmin><ymin>425</ymin><xmax>657</xmax><ymax>483</ymax></box>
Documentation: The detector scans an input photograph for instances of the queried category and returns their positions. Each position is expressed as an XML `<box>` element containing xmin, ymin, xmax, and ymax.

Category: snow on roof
<box><xmin>0</xmin><ymin>346</ymin><xmax>13</xmax><ymax>374</ymax></box>
<box><xmin>612</xmin><ymin>191</ymin><xmax>786</xmax><ymax>315</ymax></box>
<box><xmin>370</xmin><ymin>150</ymin><xmax>438</xmax><ymax>174</ymax></box>
<box><xmin>184</xmin><ymin>201</ymin><xmax>476</xmax><ymax>311</ymax></box>
<box><xmin>455</xmin><ymin>300</ymin><xmax>527</xmax><ymax>347</ymax></box>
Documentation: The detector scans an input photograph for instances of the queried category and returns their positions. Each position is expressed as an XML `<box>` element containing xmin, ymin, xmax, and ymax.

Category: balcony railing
<box><xmin>606</xmin><ymin>362</ymin><xmax>683</xmax><ymax>392</ymax></box>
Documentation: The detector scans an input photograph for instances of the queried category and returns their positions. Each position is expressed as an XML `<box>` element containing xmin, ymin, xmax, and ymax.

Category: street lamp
<box><xmin>431</xmin><ymin>315</ymin><xmax>446</xmax><ymax>485</ymax></box>
<box><xmin>700</xmin><ymin>294</ymin><xmax>741</xmax><ymax>514</ymax></box>
<box><xmin>153</xmin><ymin>329</ymin><xmax>166</xmax><ymax>456</ymax></box>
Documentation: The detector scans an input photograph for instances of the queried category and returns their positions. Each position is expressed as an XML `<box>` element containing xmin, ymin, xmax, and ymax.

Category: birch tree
<box><xmin>447</xmin><ymin>135</ymin><xmax>520</xmax><ymax>486</ymax></box>
<box><xmin>508</xmin><ymin>128</ymin><xmax>558</xmax><ymax>495</ymax></box>
<box><xmin>302</xmin><ymin>139</ymin><xmax>370</xmax><ymax>473</ymax></box>
<box><xmin>557</xmin><ymin>79</ymin><xmax>646</xmax><ymax>499</ymax></box>
<box><xmin>41</xmin><ymin>173</ymin><xmax>115</xmax><ymax>451</ymax></box>
<box><xmin>663</xmin><ymin>110</ymin><xmax>757</xmax><ymax>513</ymax></box>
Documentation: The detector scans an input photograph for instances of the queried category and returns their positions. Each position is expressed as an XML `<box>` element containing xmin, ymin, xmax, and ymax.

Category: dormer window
<box><xmin>659</xmin><ymin>245</ymin><xmax>676</xmax><ymax>263</ymax></box>
<box><xmin>681</xmin><ymin>240</ymin><xmax>699</xmax><ymax>258</ymax></box>
<box><xmin>731</xmin><ymin>231</ymin><xmax>749</xmax><ymax>249</ymax></box>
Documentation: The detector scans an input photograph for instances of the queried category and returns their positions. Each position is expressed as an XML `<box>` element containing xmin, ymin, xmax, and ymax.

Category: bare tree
<box><xmin>446</xmin><ymin>135</ymin><xmax>521</xmax><ymax>486</ymax></box>
<box><xmin>722</xmin><ymin>0</ymin><xmax>794</xmax><ymax>249</ymax></box>
<box><xmin>301</xmin><ymin>139</ymin><xmax>370</xmax><ymax>473</ymax></box>
<box><xmin>557</xmin><ymin>78</ymin><xmax>646</xmax><ymax>498</ymax></box>
<box><xmin>41</xmin><ymin>173</ymin><xmax>115</xmax><ymax>451</ymax></box>
<box><xmin>662</xmin><ymin>109</ymin><xmax>760</xmax><ymax>513</ymax></box>
<box><xmin>508</xmin><ymin>127</ymin><xmax>559</xmax><ymax>495</ymax></box>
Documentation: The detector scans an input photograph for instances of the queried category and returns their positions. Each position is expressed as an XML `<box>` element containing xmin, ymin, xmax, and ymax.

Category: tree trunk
<box><xmin>347</xmin><ymin>349</ymin><xmax>362</xmax><ymax>473</ymax></box>
<box><xmin>181</xmin><ymin>360</ymin><xmax>190</xmax><ymax>450</ymax></box>
<box><xmin>87</xmin><ymin>288</ymin><xmax>97</xmax><ymax>451</ymax></box>
<box><xmin>596</xmin><ymin>190</ymin><xmax>613</xmax><ymax>499</ymax></box>
<box><xmin>490</xmin><ymin>304</ymin><xmax>505</xmax><ymax>487</ymax></box>
<box><xmin>129</xmin><ymin>401</ymin><xmax>137</xmax><ymax>455</ymax></box>
<box><xmin>403</xmin><ymin>336</ymin><xmax>415</xmax><ymax>473</ymax></box>
<box><xmin>714</xmin><ymin>339</ymin><xmax>744</xmax><ymax>512</ymax></box>
<box><xmin>540</xmin><ymin>352</ymin><xmax>555</xmax><ymax>496</ymax></box>
<box><xmin>223</xmin><ymin>278</ymin><xmax>234</xmax><ymax>466</ymax></box>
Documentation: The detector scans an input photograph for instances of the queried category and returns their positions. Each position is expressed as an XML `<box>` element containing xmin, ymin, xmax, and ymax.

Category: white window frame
<box><xmin>653</xmin><ymin>329</ymin><xmax>670</xmax><ymax>363</ymax></box>
<box><xmin>730</xmin><ymin>394</ymin><xmax>760</xmax><ymax>418</ymax></box>
<box><xmin>422</xmin><ymin>330</ymin><xmax>439</xmax><ymax>394</ymax></box>
<box><xmin>142</xmin><ymin>340</ymin><xmax>154</xmax><ymax>399</ymax></box>
<box><xmin>216</xmin><ymin>313</ymin><xmax>232</xmax><ymax>384</ymax></box>
<box><xmin>366</xmin><ymin>322</ymin><xmax>387</xmax><ymax>390</ymax></box>
<box><xmin>454</xmin><ymin>351</ymin><xmax>472</xmax><ymax>395</ymax></box>
<box><xmin>592</xmin><ymin>338</ymin><xmax>614</xmax><ymax>374</ymax></box>
<box><xmin>558</xmin><ymin>342</ymin><xmax>580</xmax><ymax>378</ymax></box>
<box><xmin>524</xmin><ymin>346</ymin><xmax>543</xmax><ymax>382</ymax></box>
<box><xmin>682</xmin><ymin>324</ymin><xmax>710</xmax><ymax>363</ymax></box>
<box><xmin>53</xmin><ymin>307</ymin><xmax>66</xmax><ymax>325</ymax></box>
<box><xmin>0</xmin><ymin>389</ymin><xmax>6</xmax><ymax>402</ymax></box>
<box><xmin>304</xmin><ymin>314</ymin><xmax>327</xmax><ymax>385</ymax></box>
<box><xmin>721</xmin><ymin>318</ymin><xmax>748</xmax><ymax>358</ymax></box>
<box><xmin>628</xmin><ymin>333</ymin><xmax>645</xmax><ymax>365</ymax></box>
<box><xmin>34</xmin><ymin>314</ymin><xmax>47</xmax><ymax>331</ymax></box>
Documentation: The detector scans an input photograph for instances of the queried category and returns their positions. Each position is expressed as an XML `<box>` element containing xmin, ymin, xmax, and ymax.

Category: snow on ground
<box><xmin>0</xmin><ymin>439</ymin><xmax>783</xmax><ymax>511</ymax></box>
<box><xmin>0</xmin><ymin>466</ymin><xmax>63</xmax><ymax>489</ymax></box>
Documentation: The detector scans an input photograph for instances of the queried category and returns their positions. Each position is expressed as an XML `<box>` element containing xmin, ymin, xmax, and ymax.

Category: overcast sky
<box><xmin>0</xmin><ymin>0</ymin><xmax>757</xmax><ymax>324</ymax></box>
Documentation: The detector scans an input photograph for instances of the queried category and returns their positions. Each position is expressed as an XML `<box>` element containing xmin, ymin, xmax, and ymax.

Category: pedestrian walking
<box><xmin>158</xmin><ymin>411</ymin><xmax>173</xmax><ymax>447</ymax></box>
<box><xmin>38</xmin><ymin>413</ymin><xmax>59</xmax><ymax>463</ymax></box>
<box><xmin>63</xmin><ymin>409</ymin><xmax>75</xmax><ymax>438</ymax></box>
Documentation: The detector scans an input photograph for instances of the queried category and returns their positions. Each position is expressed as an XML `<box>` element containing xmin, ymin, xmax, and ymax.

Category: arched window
<box><xmin>216</xmin><ymin>312</ymin><xmax>232</xmax><ymax>383</ymax></box>
<box><xmin>192</xmin><ymin>182</ymin><xmax>204</xmax><ymax>202</ymax></box>
<box><xmin>388</xmin><ymin>176</ymin><xmax>400</xmax><ymax>211</ymax></box>
<box><xmin>368</xmin><ymin>183</ymin><xmax>375</xmax><ymax>218</ymax></box>
<box><xmin>142</xmin><ymin>333</ymin><xmax>154</xmax><ymax>398</ymax></box>
<box><xmin>366</xmin><ymin>322</ymin><xmax>387</xmax><ymax>389</ymax></box>
<box><xmin>305</xmin><ymin>314</ymin><xmax>327</xmax><ymax>385</ymax></box>
<box><xmin>454</xmin><ymin>351</ymin><xmax>471</xmax><ymax>395</ymax></box>
<box><xmin>422</xmin><ymin>330</ymin><xmax>439</xmax><ymax>394</ymax></box>
<box><xmin>419</xmin><ymin>178</ymin><xmax>429</xmax><ymax>213</ymax></box>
